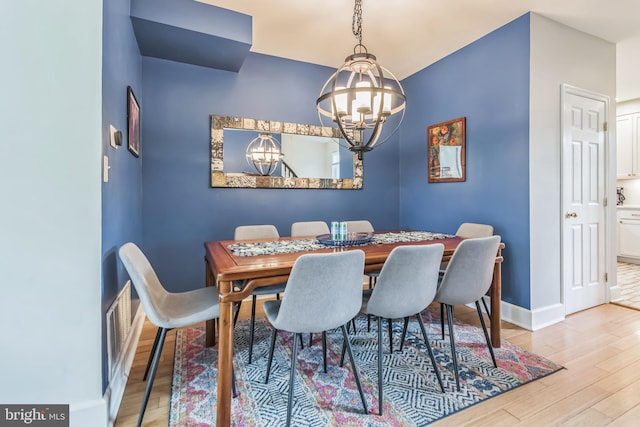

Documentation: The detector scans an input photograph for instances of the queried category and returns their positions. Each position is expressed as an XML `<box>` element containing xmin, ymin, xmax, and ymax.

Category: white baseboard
<box><xmin>529</xmin><ymin>303</ymin><xmax>565</xmax><ymax>330</ymax></box>
<box><xmin>617</xmin><ymin>256</ymin><xmax>640</xmax><ymax>265</ymax></box>
<box><xmin>70</xmin><ymin>398</ymin><xmax>108</xmax><ymax>427</ymax></box>
<box><xmin>479</xmin><ymin>299</ymin><xmax>565</xmax><ymax>332</ymax></box>
<box><xmin>104</xmin><ymin>304</ymin><xmax>146</xmax><ymax>427</ymax></box>
<box><xmin>609</xmin><ymin>284</ymin><xmax>622</xmax><ymax>302</ymax></box>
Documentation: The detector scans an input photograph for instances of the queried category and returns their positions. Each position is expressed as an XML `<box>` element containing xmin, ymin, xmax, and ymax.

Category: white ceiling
<box><xmin>199</xmin><ymin>0</ymin><xmax>640</xmax><ymax>102</ymax></box>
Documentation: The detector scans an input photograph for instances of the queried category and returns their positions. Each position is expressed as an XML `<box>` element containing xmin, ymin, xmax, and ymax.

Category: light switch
<box><xmin>110</xmin><ymin>125</ymin><xmax>119</xmax><ymax>148</ymax></box>
<box><xmin>103</xmin><ymin>155</ymin><xmax>110</xmax><ymax>182</ymax></box>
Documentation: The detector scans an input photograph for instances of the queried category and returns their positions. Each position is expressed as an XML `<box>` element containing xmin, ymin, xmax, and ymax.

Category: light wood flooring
<box><xmin>115</xmin><ymin>301</ymin><xmax>640</xmax><ymax>426</ymax></box>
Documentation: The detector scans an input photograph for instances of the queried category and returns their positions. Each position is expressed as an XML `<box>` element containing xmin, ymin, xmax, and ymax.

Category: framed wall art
<box><xmin>127</xmin><ymin>86</ymin><xmax>140</xmax><ymax>157</ymax></box>
<box><xmin>427</xmin><ymin>117</ymin><xmax>466</xmax><ymax>183</ymax></box>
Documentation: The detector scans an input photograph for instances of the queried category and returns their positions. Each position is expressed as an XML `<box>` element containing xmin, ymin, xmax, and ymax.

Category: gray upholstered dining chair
<box><xmin>361</xmin><ymin>244</ymin><xmax>445</xmax><ymax>415</ymax></box>
<box><xmin>455</xmin><ymin>222</ymin><xmax>494</xmax><ymax>239</ymax></box>
<box><xmin>345</xmin><ymin>220</ymin><xmax>375</xmax><ymax>234</ymax></box>
<box><xmin>118</xmin><ymin>242</ymin><xmax>235</xmax><ymax>427</ymax></box>
<box><xmin>263</xmin><ymin>250</ymin><xmax>369</xmax><ymax>426</ymax></box>
<box><xmin>234</xmin><ymin>224</ymin><xmax>287</xmax><ymax>364</ymax></box>
<box><xmin>290</xmin><ymin>220</ymin><xmax>330</xmax><ymax>237</ymax></box>
<box><xmin>291</xmin><ymin>220</ymin><xmax>332</xmax><ymax>348</ymax></box>
<box><xmin>345</xmin><ymin>220</ymin><xmax>378</xmax><ymax>289</ymax></box>
<box><xmin>440</xmin><ymin>222</ymin><xmax>494</xmax><ymax>330</ymax></box>
<box><xmin>435</xmin><ymin>235</ymin><xmax>501</xmax><ymax>391</ymax></box>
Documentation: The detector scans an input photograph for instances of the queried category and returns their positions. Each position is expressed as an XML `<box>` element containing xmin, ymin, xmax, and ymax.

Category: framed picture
<box><xmin>427</xmin><ymin>117</ymin><xmax>466</xmax><ymax>183</ymax></box>
<box><xmin>127</xmin><ymin>86</ymin><xmax>140</xmax><ymax>157</ymax></box>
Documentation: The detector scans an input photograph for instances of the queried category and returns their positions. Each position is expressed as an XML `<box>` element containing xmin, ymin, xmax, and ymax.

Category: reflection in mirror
<box><xmin>211</xmin><ymin>115</ymin><xmax>363</xmax><ymax>189</ymax></box>
<box><xmin>223</xmin><ymin>130</ymin><xmax>354</xmax><ymax>179</ymax></box>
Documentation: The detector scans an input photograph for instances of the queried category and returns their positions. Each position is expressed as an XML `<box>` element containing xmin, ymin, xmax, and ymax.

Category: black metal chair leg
<box><xmin>322</xmin><ymin>331</ymin><xmax>327</xmax><ymax>373</ymax></box>
<box><xmin>346</xmin><ymin>317</ymin><xmax>356</xmax><ymax>333</ymax></box>
<box><xmin>440</xmin><ymin>303</ymin><xmax>445</xmax><ymax>339</ymax></box>
<box><xmin>388</xmin><ymin>318</ymin><xmax>393</xmax><ymax>353</ymax></box>
<box><xmin>232</xmin><ymin>366</ymin><xmax>238</xmax><ymax>398</ymax></box>
<box><xmin>481</xmin><ymin>296</ymin><xmax>491</xmax><ymax>320</ymax></box>
<box><xmin>248</xmin><ymin>295</ymin><xmax>257</xmax><ymax>364</ymax></box>
<box><xmin>143</xmin><ymin>327</ymin><xmax>162</xmax><ymax>381</ymax></box>
<box><xmin>285</xmin><ymin>333</ymin><xmax>299</xmax><ymax>427</ymax></box>
<box><xmin>445</xmin><ymin>305</ymin><xmax>460</xmax><ymax>391</ymax></box>
<box><xmin>399</xmin><ymin>316</ymin><xmax>409</xmax><ymax>352</ymax></box>
<box><xmin>377</xmin><ymin>316</ymin><xmax>384</xmax><ymax>415</ymax></box>
<box><xmin>265</xmin><ymin>328</ymin><xmax>278</xmax><ymax>383</ymax></box>
<box><xmin>234</xmin><ymin>301</ymin><xmax>242</xmax><ymax>326</ymax></box>
<box><xmin>309</xmin><ymin>333</ymin><xmax>313</xmax><ymax>347</ymax></box>
<box><xmin>475</xmin><ymin>301</ymin><xmax>497</xmax><ymax>368</ymax></box>
<box><xmin>416</xmin><ymin>314</ymin><xmax>445</xmax><ymax>392</ymax></box>
<box><xmin>341</xmin><ymin>325</ymin><xmax>368</xmax><ymax>415</ymax></box>
<box><xmin>137</xmin><ymin>327</ymin><xmax>168</xmax><ymax>427</ymax></box>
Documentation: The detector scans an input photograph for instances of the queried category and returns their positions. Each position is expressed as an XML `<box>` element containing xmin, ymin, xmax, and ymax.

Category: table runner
<box><xmin>228</xmin><ymin>231</ymin><xmax>453</xmax><ymax>257</ymax></box>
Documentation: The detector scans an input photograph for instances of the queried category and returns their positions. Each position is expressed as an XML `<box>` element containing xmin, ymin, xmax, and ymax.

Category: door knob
<box><xmin>565</xmin><ymin>212</ymin><xmax>577</xmax><ymax>218</ymax></box>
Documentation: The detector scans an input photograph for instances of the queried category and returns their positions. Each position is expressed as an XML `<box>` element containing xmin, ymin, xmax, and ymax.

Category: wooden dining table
<box><xmin>204</xmin><ymin>233</ymin><xmax>504</xmax><ymax>426</ymax></box>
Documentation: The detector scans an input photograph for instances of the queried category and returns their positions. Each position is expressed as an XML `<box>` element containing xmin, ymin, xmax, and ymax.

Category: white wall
<box><xmin>529</xmin><ymin>14</ymin><xmax>616</xmax><ymax>323</ymax></box>
<box><xmin>0</xmin><ymin>1</ymin><xmax>106</xmax><ymax>426</ymax></box>
<box><xmin>617</xmin><ymin>35</ymin><xmax>640</xmax><ymax>102</ymax></box>
<box><xmin>616</xmin><ymin>99</ymin><xmax>640</xmax><ymax>205</ymax></box>
<box><xmin>281</xmin><ymin>134</ymin><xmax>333</xmax><ymax>178</ymax></box>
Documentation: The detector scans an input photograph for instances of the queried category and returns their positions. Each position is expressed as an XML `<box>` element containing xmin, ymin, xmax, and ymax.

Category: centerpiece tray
<box><xmin>316</xmin><ymin>232</ymin><xmax>373</xmax><ymax>247</ymax></box>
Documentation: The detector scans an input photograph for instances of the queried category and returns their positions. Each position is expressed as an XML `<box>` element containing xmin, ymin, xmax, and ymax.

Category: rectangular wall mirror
<box><xmin>211</xmin><ymin>115</ymin><xmax>363</xmax><ymax>189</ymax></box>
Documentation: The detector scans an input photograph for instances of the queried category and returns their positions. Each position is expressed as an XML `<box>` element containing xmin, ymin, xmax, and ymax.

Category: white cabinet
<box><xmin>617</xmin><ymin>113</ymin><xmax>640</xmax><ymax>179</ymax></box>
<box><xmin>618</xmin><ymin>209</ymin><xmax>640</xmax><ymax>258</ymax></box>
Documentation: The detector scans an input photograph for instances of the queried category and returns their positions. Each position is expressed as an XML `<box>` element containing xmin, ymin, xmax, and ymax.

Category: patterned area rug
<box><xmin>170</xmin><ymin>308</ymin><xmax>562</xmax><ymax>426</ymax></box>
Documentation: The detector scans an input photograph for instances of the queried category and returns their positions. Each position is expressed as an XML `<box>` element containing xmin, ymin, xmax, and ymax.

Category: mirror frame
<box><xmin>427</xmin><ymin>116</ymin><xmax>466</xmax><ymax>183</ymax></box>
<box><xmin>211</xmin><ymin>115</ymin><xmax>363</xmax><ymax>189</ymax></box>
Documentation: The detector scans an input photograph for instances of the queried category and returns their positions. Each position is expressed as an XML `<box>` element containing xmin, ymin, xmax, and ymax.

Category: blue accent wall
<box><xmin>101</xmin><ymin>0</ymin><xmax>143</xmax><ymax>391</ymax></box>
<box><xmin>130</xmin><ymin>0</ymin><xmax>252</xmax><ymax>72</ymax></box>
<box><xmin>141</xmin><ymin>53</ymin><xmax>400</xmax><ymax>293</ymax></box>
<box><xmin>399</xmin><ymin>14</ymin><xmax>531</xmax><ymax>308</ymax></box>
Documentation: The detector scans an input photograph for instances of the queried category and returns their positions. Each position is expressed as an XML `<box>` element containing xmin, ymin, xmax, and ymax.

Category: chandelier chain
<box><xmin>352</xmin><ymin>0</ymin><xmax>363</xmax><ymax>46</ymax></box>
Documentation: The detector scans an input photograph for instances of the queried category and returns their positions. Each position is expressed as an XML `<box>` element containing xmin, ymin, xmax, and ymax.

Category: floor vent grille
<box><xmin>106</xmin><ymin>281</ymin><xmax>132</xmax><ymax>379</ymax></box>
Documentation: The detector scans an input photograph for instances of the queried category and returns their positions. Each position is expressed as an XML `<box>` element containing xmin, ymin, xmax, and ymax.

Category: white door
<box><xmin>562</xmin><ymin>85</ymin><xmax>608</xmax><ymax>315</ymax></box>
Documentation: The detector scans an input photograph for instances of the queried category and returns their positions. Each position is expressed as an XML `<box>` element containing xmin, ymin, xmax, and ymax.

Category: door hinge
<box><xmin>604</xmin><ymin>197</ymin><xmax>608</xmax><ymax>207</ymax></box>
<box><xmin>605</xmin><ymin>273</ymin><xmax>609</xmax><ymax>282</ymax></box>
<box><xmin>604</xmin><ymin>121</ymin><xmax>608</xmax><ymax>132</ymax></box>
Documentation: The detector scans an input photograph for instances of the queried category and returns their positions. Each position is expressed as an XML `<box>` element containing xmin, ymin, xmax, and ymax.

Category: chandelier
<box><xmin>316</xmin><ymin>0</ymin><xmax>406</xmax><ymax>160</ymax></box>
<box><xmin>245</xmin><ymin>133</ymin><xmax>283</xmax><ymax>176</ymax></box>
